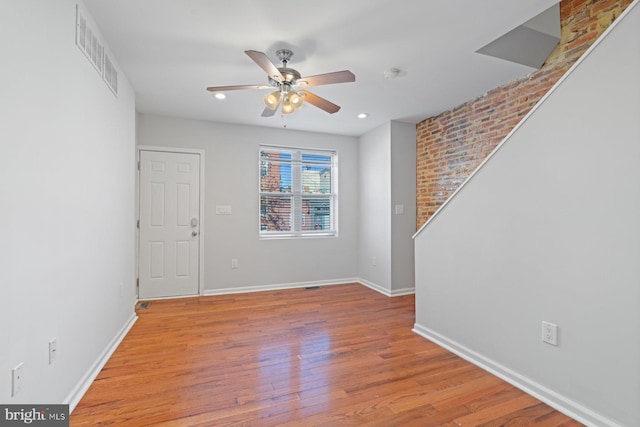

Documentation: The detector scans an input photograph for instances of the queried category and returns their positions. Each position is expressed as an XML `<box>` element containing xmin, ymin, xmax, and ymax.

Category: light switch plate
<box><xmin>215</xmin><ymin>205</ymin><xmax>232</xmax><ymax>215</ymax></box>
<box><xmin>12</xmin><ymin>363</ymin><xmax>24</xmax><ymax>396</ymax></box>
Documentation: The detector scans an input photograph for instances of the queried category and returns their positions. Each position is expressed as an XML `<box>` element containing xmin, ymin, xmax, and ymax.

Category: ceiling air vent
<box><xmin>75</xmin><ymin>4</ymin><xmax>118</xmax><ymax>96</ymax></box>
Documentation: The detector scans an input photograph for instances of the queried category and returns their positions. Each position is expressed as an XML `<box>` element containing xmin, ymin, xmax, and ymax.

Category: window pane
<box><xmin>301</xmin><ymin>153</ymin><xmax>331</xmax><ymax>194</ymax></box>
<box><xmin>260</xmin><ymin>195</ymin><xmax>292</xmax><ymax>232</ymax></box>
<box><xmin>301</xmin><ymin>197</ymin><xmax>332</xmax><ymax>231</ymax></box>
<box><xmin>302</xmin><ymin>153</ymin><xmax>331</xmax><ymax>165</ymax></box>
<box><xmin>259</xmin><ymin>146</ymin><xmax>336</xmax><ymax>237</ymax></box>
<box><xmin>302</xmin><ymin>166</ymin><xmax>331</xmax><ymax>194</ymax></box>
<box><xmin>260</xmin><ymin>150</ymin><xmax>292</xmax><ymax>193</ymax></box>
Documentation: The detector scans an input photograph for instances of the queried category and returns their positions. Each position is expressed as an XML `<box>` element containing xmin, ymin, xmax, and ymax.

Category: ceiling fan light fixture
<box><xmin>214</xmin><ymin>93</ymin><xmax>226</xmax><ymax>100</ymax></box>
<box><xmin>281</xmin><ymin>94</ymin><xmax>295</xmax><ymax>115</ymax></box>
<box><xmin>289</xmin><ymin>91</ymin><xmax>303</xmax><ymax>110</ymax></box>
<box><xmin>264</xmin><ymin>91</ymin><xmax>281</xmax><ymax>110</ymax></box>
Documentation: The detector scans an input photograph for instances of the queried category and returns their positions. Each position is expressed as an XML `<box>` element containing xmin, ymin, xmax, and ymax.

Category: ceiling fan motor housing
<box><xmin>268</xmin><ymin>49</ymin><xmax>301</xmax><ymax>88</ymax></box>
<box><xmin>269</xmin><ymin>67</ymin><xmax>301</xmax><ymax>86</ymax></box>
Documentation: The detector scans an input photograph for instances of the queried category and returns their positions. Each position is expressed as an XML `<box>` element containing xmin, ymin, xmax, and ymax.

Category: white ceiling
<box><xmin>83</xmin><ymin>0</ymin><xmax>558</xmax><ymax>136</ymax></box>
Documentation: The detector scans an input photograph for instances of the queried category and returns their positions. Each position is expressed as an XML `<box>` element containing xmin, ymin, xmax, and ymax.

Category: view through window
<box><xmin>259</xmin><ymin>146</ymin><xmax>337</xmax><ymax>237</ymax></box>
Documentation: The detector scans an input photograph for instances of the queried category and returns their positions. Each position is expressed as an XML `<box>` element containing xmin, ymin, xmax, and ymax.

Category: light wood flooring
<box><xmin>71</xmin><ymin>283</ymin><xmax>582</xmax><ymax>426</ymax></box>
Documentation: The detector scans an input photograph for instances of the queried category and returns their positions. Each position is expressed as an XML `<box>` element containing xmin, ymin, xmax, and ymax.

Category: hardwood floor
<box><xmin>71</xmin><ymin>283</ymin><xmax>582</xmax><ymax>426</ymax></box>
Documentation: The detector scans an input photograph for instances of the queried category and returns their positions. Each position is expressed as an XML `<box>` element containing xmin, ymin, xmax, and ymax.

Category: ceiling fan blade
<box><xmin>299</xmin><ymin>90</ymin><xmax>341</xmax><ymax>114</ymax></box>
<box><xmin>245</xmin><ymin>50</ymin><xmax>284</xmax><ymax>82</ymax></box>
<box><xmin>298</xmin><ymin>70</ymin><xmax>355</xmax><ymax>87</ymax></box>
<box><xmin>261</xmin><ymin>106</ymin><xmax>278</xmax><ymax>117</ymax></box>
<box><xmin>261</xmin><ymin>95</ymin><xmax>281</xmax><ymax>117</ymax></box>
<box><xmin>207</xmin><ymin>84</ymin><xmax>270</xmax><ymax>92</ymax></box>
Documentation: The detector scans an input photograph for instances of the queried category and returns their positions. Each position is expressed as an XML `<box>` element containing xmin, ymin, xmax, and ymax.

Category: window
<box><xmin>259</xmin><ymin>145</ymin><xmax>337</xmax><ymax>238</ymax></box>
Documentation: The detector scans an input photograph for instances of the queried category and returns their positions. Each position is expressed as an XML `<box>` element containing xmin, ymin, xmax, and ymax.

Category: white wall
<box><xmin>358</xmin><ymin>123</ymin><xmax>392</xmax><ymax>292</ymax></box>
<box><xmin>0</xmin><ymin>0</ymin><xmax>136</xmax><ymax>407</ymax></box>
<box><xmin>358</xmin><ymin>121</ymin><xmax>416</xmax><ymax>295</ymax></box>
<box><xmin>390</xmin><ymin>122</ymin><xmax>416</xmax><ymax>293</ymax></box>
<box><xmin>137</xmin><ymin>114</ymin><xmax>359</xmax><ymax>292</ymax></box>
<box><xmin>413</xmin><ymin>3</ymin><xmax>640</xmax><ymax>426</ymax></box>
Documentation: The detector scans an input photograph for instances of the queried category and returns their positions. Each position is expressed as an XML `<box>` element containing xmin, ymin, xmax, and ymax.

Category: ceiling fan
<box><xmin>206</xmin><ymin>49</ymin><xmax>355</xmax><ymax>117</ymax></box>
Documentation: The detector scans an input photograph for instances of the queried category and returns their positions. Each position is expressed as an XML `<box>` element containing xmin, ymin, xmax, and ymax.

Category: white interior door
<box><xmin>139</xmin><ymin>150</ymin><xmax>200</xmax><ymax>299</ymax></box>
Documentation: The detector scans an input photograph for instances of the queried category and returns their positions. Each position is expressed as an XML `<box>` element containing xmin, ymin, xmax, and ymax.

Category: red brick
<box><xmin>416</xmin><ymin>0</ymin><xmax>633</xmax><ymax>229</ymax></box>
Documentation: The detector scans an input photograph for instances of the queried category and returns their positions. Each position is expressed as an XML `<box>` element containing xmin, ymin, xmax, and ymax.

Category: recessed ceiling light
<box><xmin>357</xmin><ymin>113</ymin><xmax>368</xmax><ymax>119</ymax></box>
<box><xmin>214</xmin><ymin>93</ymin><xmax>226</xmax><ymax>100</ymax></box>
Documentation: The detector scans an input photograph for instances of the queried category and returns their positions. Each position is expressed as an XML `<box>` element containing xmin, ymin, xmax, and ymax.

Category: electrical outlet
<box><xmin>49</xmin><ymin>338</ymin><xmax>58</xmax><ymax>364</ymax></box>
<box><xmin>231</xmin><ymin>258</ymin><xmax>238</xmax><ymax>269</ymax></box>
<box><xmin>12</xmin><ymin>363</ymin><xmax>24</xmax><ymax>396</ymax></box>
<box><xmin>542</xmin><ymin>321</ymin><xmax>558</xmax><ymax>346</ymax></box>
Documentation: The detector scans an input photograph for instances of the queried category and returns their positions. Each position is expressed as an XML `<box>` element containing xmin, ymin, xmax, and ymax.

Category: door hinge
<box><xmin>136</xmin><ymin>219</ymin><xmax>140</xmax><ymax>229</ymax></box>
<box><xmin>137</xmin><ymin>161</ymin><xmax>140</xmax><ymax>171</ymax></box>
<box><xmin>136</xmin><ymin>278</ymin><xmax>139</xmax><ymax>289</ymax></box>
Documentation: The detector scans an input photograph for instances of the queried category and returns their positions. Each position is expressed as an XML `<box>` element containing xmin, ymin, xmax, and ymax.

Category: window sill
<box><xmin>259</xmin><ymin>232</ymin><xmax>337</xmax><ymax>240</ymax></box>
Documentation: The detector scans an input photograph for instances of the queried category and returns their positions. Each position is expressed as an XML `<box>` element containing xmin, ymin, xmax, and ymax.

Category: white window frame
<box><xmin>259</xmin><ymin>145</ymin><xmax>338</xmax><ymax>239</ymax></box>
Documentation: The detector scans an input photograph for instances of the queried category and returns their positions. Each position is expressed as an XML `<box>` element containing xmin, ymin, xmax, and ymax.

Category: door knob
<box><xmin>192</xmin><ymin>231</ymin><xmax>198</xmax><ymax>236</ymax></box>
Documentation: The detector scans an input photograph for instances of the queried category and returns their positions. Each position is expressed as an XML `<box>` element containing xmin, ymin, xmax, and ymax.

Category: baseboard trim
<box><xmin>412</xmin><ymin>323</ymin><xmax>620</xmax><ymax>427</ymax></box>
<box><xmin>65</xmin><ymin>313</ymin><xmax>138</xmax><ymax>413</ymax></box>
<box><xmin>203</xmin><ymin>278</ymin><xmax>415</xmax><ymax>298</ymax></box>
<box><xmin>389</xmin><ymin>286</ymin><xmax>415</xmax><ymax>296</ymax></box>
<box><xmin>357</xmin><ymin>278</ymin><xmax>415</xmax><ymax>297</ymax></box>
<box><xmin>203</xmin><ymin>278</ymin><xmax>362</xmax><ymax>296</ymax></box>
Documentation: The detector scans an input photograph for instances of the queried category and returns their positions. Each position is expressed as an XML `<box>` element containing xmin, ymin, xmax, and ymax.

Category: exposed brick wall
<box><xmin>416</xmin><ymin>0</ymin><xmax>633</xmax><ymax>229</ymax></box>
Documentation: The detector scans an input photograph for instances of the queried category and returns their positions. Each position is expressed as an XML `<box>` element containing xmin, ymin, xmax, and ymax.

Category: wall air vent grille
<box><xmin>103</xmin><ymin>54</ymin><xmax>118</xmax><ymax>95</ymax></box>
<box><xmin>75</xmin><ymin>4</ymin><xmax>118</xmax><ymax>96</ymax></box>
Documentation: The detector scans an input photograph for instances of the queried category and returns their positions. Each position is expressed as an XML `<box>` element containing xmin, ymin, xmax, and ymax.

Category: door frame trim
<box><xmin>136</xmin><ymin>145</ymin><xmax>206</xmax><ymax>298</ymax></box>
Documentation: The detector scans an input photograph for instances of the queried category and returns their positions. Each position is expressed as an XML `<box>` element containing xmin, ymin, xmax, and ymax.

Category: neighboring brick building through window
<box><xmin>259</xmin><ymin>145</ymin><xmax>337</xmax><ymax>238</ymax></box>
